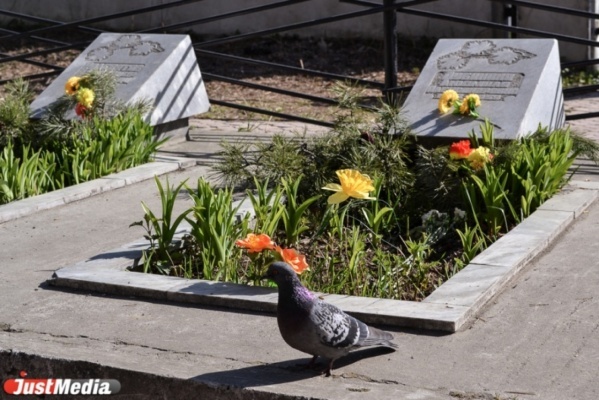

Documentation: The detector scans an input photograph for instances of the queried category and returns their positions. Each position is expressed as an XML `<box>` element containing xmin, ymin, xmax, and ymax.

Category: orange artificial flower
<box><xmin>275</xmin><ymin>246</ymin><xmax>310</xmax><ymax>274</ymax></box>
<box><xmin>65</xmin><ymin>76</ymin><xmax>81</xmax><ymax>96</ymax></box>
<box><xmin>449</xmin><ymin>140</ymin><xmax>473</xmax><ymax>160</ymax></box>
<box><xmin>235</xmin><ymin>233</ymin><xmax>275</xmax><ymax>253</ymax></box>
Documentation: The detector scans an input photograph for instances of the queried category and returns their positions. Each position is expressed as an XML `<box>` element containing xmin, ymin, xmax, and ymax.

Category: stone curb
<box><xmin>49</xmin><ymin>181</ymin><xmax>599</xmax><ymax>332</ymax></box>
<box><xmin>0</xmin><ymin>155</ymin><xmax>195</xmax><ymax>225</ymax></box>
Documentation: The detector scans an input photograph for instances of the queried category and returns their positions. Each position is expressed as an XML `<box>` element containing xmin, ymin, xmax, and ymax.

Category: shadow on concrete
<box><xmin>192</xmin><ymin>347</ymin><xmax>395</xmax><ymax>387</ymax></box>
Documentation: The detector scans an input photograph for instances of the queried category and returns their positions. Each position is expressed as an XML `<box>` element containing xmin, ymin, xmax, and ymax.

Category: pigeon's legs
<box><xmin>324</xmin><ymin>358</ymin><xmax>335</xmax><ymax>377</ymax></box>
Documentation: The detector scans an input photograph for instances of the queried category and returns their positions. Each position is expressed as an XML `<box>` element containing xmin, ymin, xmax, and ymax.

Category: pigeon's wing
<box><xmin>310</xmin><ymin>301</ymin><xmax>368</xmax><ymax>349</ymax></box>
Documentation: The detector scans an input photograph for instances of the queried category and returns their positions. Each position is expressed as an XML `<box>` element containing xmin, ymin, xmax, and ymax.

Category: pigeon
<box><xmin>263</xmin><ymin>261</ymin><xmax>398</xmax><ymax>376</ymax></box>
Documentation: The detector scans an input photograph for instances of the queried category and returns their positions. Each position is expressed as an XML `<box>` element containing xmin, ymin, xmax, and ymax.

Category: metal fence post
<box><xmin>383</xmin><ymin>0</ymin><xmax>398</xmax><ymax>105</ymax></box>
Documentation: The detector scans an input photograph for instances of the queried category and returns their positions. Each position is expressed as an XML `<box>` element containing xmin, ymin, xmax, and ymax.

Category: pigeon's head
<box><xmin>263</xmin><ymin>262</ymin><xmax>299</xmax><ymax>286</ymax></box>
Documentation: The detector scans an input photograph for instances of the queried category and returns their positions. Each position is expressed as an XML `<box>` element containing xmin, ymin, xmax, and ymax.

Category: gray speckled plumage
<box><xmin>264</xmin><ymin>262</ymin><xmax>398</xmax><ymax>376</ymax></box>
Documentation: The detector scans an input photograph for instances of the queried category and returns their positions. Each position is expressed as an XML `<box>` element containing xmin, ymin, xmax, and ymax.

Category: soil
<box><xmin>0</xmin><ymin>32</ymin><xmax>433</xmax><ymax>122</ymax></box>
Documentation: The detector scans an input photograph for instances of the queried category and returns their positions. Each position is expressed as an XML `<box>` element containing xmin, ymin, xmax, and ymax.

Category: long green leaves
<box><xmin>281</xmin><ymin>176</ymin><xmax>321</xmax><ymax>245</ymax></box>
<box><xmin>0</xmin><ymin>108</ymin><xmax>163</xmax><ymax>205</ymax></box>
<box><xmin>187</xmin><ymin>178</ymin><xmax>250</xmax><ymax>282</ymax></box>
<box><xmin>130</xmin><ymin>177</ymin><xmax>191</xmax><ymax>275</ymax></box>
<box><xmin>0</xmin><ymin>142</ymin><xmax>57</xmax><ymax>203</ymax></box>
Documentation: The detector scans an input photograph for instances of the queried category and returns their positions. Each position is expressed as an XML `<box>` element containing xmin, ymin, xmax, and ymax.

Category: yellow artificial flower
<box><xmin>438</xmin><ymin>89</ymin><xmax>459</xmax><ymax>114</ymax></box>
<box><xmin>76</xmin><ymin>88</ymin><xmax>95</xmax><ymax>108</ymax></box>
<box><xmin>322</xmin><ymin>169</ymin><xmax>375</xmax><ymax>205</ymax></box>
<box><xmin>65</xmin><ymin>76</ymin><xmax>81</xmax><ymax>96</ymax></box>
<box><xmin>459</xmin><ymin>94</ymin><xmax>481</xmax><ymax>116</ymax></box>
<box><xmin>467</xmin><ymin>146</ymin><xmax>493</xmax><ymax>170</ymax></box>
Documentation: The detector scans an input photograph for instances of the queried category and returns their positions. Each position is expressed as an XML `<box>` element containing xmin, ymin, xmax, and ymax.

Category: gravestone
<box><xmin>400</xmin><ymin>39</ymin><xmax>564</xmax><ymax>141</ymax></box>
<box><xmin>30</xmin><ymin>33</ymin><xmax>210</xmax><ymax>140</ymax></box>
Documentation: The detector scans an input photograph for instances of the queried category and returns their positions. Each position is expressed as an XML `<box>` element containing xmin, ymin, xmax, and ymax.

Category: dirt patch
<box><xmin>1</xmin><ymin>32</ymin><xmax>432</xmax><ymax>122</ymax></box>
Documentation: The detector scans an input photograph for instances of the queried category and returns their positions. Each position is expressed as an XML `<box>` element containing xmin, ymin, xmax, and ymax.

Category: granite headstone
<box><xmin>30</xmin><ymin>33</ymin><xmax>210</xmax><ymax>140</ymax></box>
<box><xmin>400</xmin><ymin>39</ymin><xmax>564</xmax><ymax>141</ymax></box>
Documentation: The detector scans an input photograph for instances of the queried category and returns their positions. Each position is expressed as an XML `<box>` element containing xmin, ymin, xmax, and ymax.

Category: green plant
<box><xmin>463</xmin><ymin>165</ymin><xmax>514</xmax><ymax>236</ymax></box>
<box><xmin>509</xmin><ymin>127</ymin><xmax>577</xmax><ymax>217</ymax></box>
<box><xmin>186</xmin><ymin>178</ymin><xmax>250</xmax><ymax>282</ymax></box>
<box><xmin>361</xmin><ymin>177</ymin><xmax>395</xmax><ymax>243</ymax></box>
<box><xmin>130</xmin><ymin>177</ymin><xmax>192</xmax><ymax>275</ymax></box>
<box><xmin>280</xmin><ymin>176</ymin><xmax>321</xmax><ymax>245</ymax></box>
<box><xmin>456</xmin><ymin>223</ymin><xmax>487</xmax><ymax>264</ymax></box>
<box><xmin>56</xmin><ymin>109</ymin><xmax>164</xmax><ymax>185</ymax></box>
<box><xmin>0</xmin><ymin>142</ymin><xmax>56</xmax><ymax>204</ymax></box>
<box><xmin>0</xmin><ymin>79</ymin><xmax>33</xmax><ymax>146</ymax></box>
<box><xmin>246</xmin><ymin>177</ymin><xmax>286</xmax><ymax>237</ymax></box>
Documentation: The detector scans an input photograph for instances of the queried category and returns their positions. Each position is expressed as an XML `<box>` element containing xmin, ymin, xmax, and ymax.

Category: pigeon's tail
<box><xmin>361</xmin><ymin>325</ymin><xmax>398</xmax><ymax>349</ymax></box>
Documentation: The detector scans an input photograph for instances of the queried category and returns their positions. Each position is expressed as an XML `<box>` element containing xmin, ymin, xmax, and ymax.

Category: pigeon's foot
<box><xmin>323</xmin><ymin>358</ymin><xmax>335</xmax><ymax>377</ymax></box>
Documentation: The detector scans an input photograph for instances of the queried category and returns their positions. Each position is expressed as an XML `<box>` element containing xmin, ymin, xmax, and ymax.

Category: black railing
<box><xmin>1</xmin><ymin>0</ymin><xmax>598</xmax><ymax>125</ymax></box>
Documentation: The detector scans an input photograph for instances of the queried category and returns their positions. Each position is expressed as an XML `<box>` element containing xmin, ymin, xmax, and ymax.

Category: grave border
<box><xmin>48</xmin><ymin>180</ymin><xmax>599</xmax><ymax>332</ymax></box>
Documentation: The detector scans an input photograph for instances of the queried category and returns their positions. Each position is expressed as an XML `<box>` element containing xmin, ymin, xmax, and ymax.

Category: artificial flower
<box><xmin>65</xmin><ymin>76</ymin><xmax>81</xmax><ymax>96</ymax></box>
<box><xmin>449</xmin><ymin>140</ymin><xmax>473</xmax><ymax>160</ymax></box>
<box><xmin>459</xmin><ymin>94</ymin><xmax>481</xmax><ymax>116</ymax></box>
<box><xmin>322</xmin><ymin>169</ymin><xmax>375</xmax><ymax>205</ymax></box>
<box><xmin>235</xmin><ymin>233</ymin><xmax>276</xmax><ymax>253</ymax></box>
<box><xmin>467</xmin><ymin>146</ymin><xmax>493</xmax><ymax>170</ymax></box>
<box><xmin>438</xmin><ymin>89</ymin><xmax>459</xmax><ymax>114</ymax></box>
<box><xmin>75</xmin><ymin>103</ymin><xmax>88</xmax><ymax>118</ymax></box>
<box><xmin>275</xmin><ymin>246</ymin><xmax>309</xmax><ymax>274</ymax></box>
<box><xmin>76</xmin><ymin>88</ymin><xmax>95</xmax><ymax>108</ymax></box>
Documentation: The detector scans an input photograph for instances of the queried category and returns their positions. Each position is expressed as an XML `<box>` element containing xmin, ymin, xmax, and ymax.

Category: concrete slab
<box><xmin>470</xmin><ymin>209</ymin><xmax>574</xmax><ymax>268</ymax></box>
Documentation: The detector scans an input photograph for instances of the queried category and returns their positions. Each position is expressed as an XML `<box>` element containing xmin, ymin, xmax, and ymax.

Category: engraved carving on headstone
<box><xmin>436</xmin><ymin>40</ymin><xmax>536</xmax><ymax>70</ymax></box>
<box><xmin>428</xmin><ymin>40</ymin><xmax>535</xmax><ymax>102</ymax></box>
<box><xmin>81</xmin><ymin>35</ymin><xmax>166</xmax><ymax>85</ymax></box>
<box><xmin>85</xmin><ymin>34</ymin><xmax>165</xmax><ymax>62</ymax></box>
<box><xmin>426</xmin><ymin>71</ymin><xmax>525</xmax><ymax>101</ymax></box>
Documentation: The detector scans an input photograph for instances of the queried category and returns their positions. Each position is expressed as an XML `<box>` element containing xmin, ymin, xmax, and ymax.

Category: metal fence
<box><xmin>1</xmin><ymin>0</ymin><xmax>598</xmax><ymax>126</ymax></box>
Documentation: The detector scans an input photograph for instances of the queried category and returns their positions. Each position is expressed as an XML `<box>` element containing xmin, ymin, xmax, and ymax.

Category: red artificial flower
<box><xmin>75</xmin><ymin>103</ymin><xmax>88</xmax><ymax>119</ymax></box>
<box><xmin>449</xmin><ymin>140</ymin><xmax>473</xmax><ymax>160</ymax></box>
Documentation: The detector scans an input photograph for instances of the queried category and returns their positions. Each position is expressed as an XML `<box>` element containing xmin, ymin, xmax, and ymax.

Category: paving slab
<box><xmin>1</xmin><ymin>117</ymin><xmax>599</xmax><ymax>399</ymax></box>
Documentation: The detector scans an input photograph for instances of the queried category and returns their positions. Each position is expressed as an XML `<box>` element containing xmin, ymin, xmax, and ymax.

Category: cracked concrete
<box><xmin>1</xmin><ymin>115</ymin><xmax>599</xmax><ymax>399</ymax></box>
